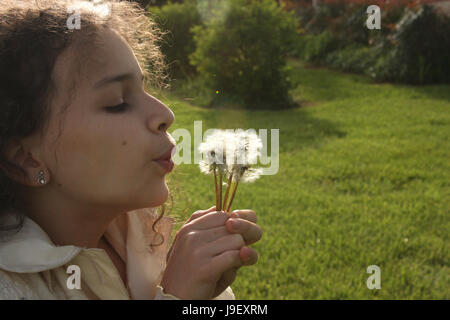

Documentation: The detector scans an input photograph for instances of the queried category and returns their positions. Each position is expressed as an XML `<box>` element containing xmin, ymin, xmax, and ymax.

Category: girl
<box><xmin>0</xmin><ymin>0</ymin><xmax>262</xmax><ymax>300</ymax></box>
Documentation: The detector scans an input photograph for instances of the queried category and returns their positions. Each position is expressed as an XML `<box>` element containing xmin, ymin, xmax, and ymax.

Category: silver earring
<box><xmin>37</xmin><ymin>169</ymin><xmax>47</xmax><ymax>185</ymax></box>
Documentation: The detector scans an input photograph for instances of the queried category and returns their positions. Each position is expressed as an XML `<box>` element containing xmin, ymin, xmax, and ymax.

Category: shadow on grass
<box><xmin>411</xmin><ymin>84</ymin><xmax>450</xmax><ymax>102</ymax></box>
<box><xmin>188</xmin><ymin>102</ymin><xmax>347</xmax><ymax>154</ymax></box>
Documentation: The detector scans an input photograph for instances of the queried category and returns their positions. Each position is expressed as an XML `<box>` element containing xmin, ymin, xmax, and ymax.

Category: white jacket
<box><xmin>0</xmin><ymin>208</ymin><xmax>235</xmax><ymax>300</ymax></box>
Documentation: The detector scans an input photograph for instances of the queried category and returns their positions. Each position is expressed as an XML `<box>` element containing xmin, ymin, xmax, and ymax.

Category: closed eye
<box><xmin>105</xmin><ymin>102</ymin><xmax>130</xmax><ymax>113</ymax></box>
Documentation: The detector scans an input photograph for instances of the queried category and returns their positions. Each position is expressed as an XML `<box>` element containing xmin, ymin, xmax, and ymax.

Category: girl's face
<box><xmin>34</xmin><ymin>28</ymin><xmax>175</xmax><ymax>212</ymax></box>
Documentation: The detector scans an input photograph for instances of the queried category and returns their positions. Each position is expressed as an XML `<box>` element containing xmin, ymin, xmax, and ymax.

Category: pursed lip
<box><xmin>153</xmin><ymin>144</ymin><xmax>176</xmax><ymax>173</ymax></box>
<box><xmin>154</xmin><ymin>144</ymin><xmax>176</xmax><ymax>161</ymax></box>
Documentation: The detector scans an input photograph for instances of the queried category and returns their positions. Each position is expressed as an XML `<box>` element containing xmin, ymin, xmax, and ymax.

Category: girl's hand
<box><xmin>163</xmin><ymin>206</ymin><xmax>262</xmax><ymax>299</ymax></box>
<box><xmin>214</xmin><ymin>208</ymin><xmax>262</xmax><ymax>297</ymax></box>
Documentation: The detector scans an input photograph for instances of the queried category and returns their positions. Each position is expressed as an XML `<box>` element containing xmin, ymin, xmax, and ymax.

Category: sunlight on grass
<box><xmin>156</xmin><ymin>59</ymin><xmax>450</xmax><ymax>299</ymax></box>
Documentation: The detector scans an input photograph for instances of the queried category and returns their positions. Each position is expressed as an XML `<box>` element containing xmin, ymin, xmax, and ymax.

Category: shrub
<box><xmin>338</xmin><ymin>4</ymin><xmax>370</xmax><ymax>45</ymax></box>
<box><xmin>149</xmin><ymin>0</ymin><xmax>203</xmax><ymax>80</ymax></box>
<box><xmin>325</xmin><ymin>45</ymin><xmax>382</xmax><ymax>75</ymax></box>
<box><xmin>376</xmin><ymin>5</ymin><xmax>450</xmax><ymax>84</ymax></box>
<box><xmin>296</xmin><ymin>3</ymin><xmax>371</xmax><ymax>60</ymax></box>
<box><xmin>297</xmin><ymin>30</ymin><xmax>341</xmax><ymax>63</ymax></box>
<box><xmin>189</xmin><ymin>0</ymin><xmax>299</xmax><ymax>110</ymax></box>
<box><xmin>304</xmin><ymin>2</ymin><xmax>346</xmax><ymax>35</ymax></box>
<box><xmin>367</xmin><ymin>50</ymin><xmax>396</xmax><ymax>82</ymax></box>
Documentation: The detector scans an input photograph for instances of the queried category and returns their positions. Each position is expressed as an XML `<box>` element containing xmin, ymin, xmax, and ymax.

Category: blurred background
<box><xmin>137</xmin><ymin>0</ymin><xmax>448</xmax><ymax>299</ymax></box>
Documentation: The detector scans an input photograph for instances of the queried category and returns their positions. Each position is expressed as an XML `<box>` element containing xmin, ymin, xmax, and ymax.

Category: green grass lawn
<box><xmin>154</xmin><ymin>58</ymin><xmax>449</xmax><ymax>299</ymax></box>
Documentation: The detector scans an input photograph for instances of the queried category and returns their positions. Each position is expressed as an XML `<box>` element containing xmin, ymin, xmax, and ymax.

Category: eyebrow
<box><xmin>93</xmin><ymin>71</ymin><xmax>145</xmax><ymax>89</ymax></box>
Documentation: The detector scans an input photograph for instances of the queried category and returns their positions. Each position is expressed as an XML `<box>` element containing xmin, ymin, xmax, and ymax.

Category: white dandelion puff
<box><xmin>198</xmin><ymin>128</ymin><xmax>263</xmax><ymax>213</ymax></box>
<box><xmin>199</xmin><ymin>159</ymin><xmax>213</xmax><ymax>175</ymax></box>
<box><xmin>232</xmin><ymin>130</ymin><xmax>263</xmax><ymax>166</ymax></box>
<box><xmin>240</xmin><ymin>167</ymin><xmax>263</xmax><ymax>183</ymax></box>
<box><xmin>198</xmin><ymin>130</ymin><xmax>236</xmax><ymax>210</ymax></box>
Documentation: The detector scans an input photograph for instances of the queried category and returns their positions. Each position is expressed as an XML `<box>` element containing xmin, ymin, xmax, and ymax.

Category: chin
<box><xmin>147</xmin><ymin>184</ymin><xmax>170</xmax><ymax>208</ymax></box>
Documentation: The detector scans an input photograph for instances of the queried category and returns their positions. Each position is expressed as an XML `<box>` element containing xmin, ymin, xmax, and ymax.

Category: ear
<box><xmin>0</xmin><ymin>138</ymin><xmax>44</xmax><ymax>187</ymax></box>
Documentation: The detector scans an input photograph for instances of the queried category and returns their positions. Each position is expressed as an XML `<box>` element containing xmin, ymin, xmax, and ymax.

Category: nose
<box><xmin>146</xmin><ymin>95</ymin><xmax>175</xmax><ymax>134</ymax></box>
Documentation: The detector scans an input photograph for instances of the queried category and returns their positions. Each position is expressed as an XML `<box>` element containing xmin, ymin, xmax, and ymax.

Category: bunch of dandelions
<box><xmin>198</xmin><ymin>130</ymin><xmax>263</xmax><ymax>213</ymax></box>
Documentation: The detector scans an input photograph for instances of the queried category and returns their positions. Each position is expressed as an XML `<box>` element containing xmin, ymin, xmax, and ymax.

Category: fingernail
<box><xmin>242</xmin><ymin>247</ymin><xmax>250</xmax><ymax>261</ymax></box>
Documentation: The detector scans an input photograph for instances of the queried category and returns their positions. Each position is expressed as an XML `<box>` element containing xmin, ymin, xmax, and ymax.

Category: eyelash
<box><xmin>105</xmin><ymin>102</ymin><xmax>129</xmax><ymax>113</ymax></box>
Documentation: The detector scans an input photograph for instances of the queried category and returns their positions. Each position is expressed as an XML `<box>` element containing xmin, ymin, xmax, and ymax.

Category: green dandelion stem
<box><xmin>218</xmin><ymin>173</ymin><xmax>223</xmax><ymax>211</ymax></box>
<box><xmin>213</xmin><ymin>167</ymin><xmax>219</xmax><ymax>210</ymax></box>
<box><xmin>226</xmin><ymin>179</ymin><xmax>239</xmax><ymax>213</ymax></box>
<box><xmin>222</xmin><ymin>172</ymin><xmax>234</xmax><ymax>213</ymax></box>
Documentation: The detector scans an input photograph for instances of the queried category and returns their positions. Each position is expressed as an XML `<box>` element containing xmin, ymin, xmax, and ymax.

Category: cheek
<box><xmin>43</xmin><ymin>118</ymin><xmax>166</xmax><ymax>206</ymax></box>
<box><xmin>45</xmin><ymin>124</ymin><xmax>132</xmax><ymax>193</ymax></box>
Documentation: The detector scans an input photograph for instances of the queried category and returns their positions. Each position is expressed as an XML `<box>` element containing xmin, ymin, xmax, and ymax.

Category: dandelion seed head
<box><xmin>199</xmin><ymin>159</ymin><xmax>214</xmax><ymax>175</ymax></box>
<box><xmin>233</xmin><ymin>130</ymin><xmax>263</xmax><ymax>165</ymax></box>
<box><xmin>240</xmin><ymin>167</ymin><xmax>263</xmax><ymax>183</ymax></box>
<box><xmin>199</xmin><ymin>130</ymin><xmax>236</xmax><ymax>166</ymax></box>
<box><xmin>198</xmin><ymin>129</ymin><xmax>263</xmax><ymax>183</ymax></box>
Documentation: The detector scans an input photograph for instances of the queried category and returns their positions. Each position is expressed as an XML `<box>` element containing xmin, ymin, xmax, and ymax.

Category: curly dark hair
<box><xmin>0</xmin><ymin>0</ymin><xmax>172</xmax><ymax>245</ymax></box>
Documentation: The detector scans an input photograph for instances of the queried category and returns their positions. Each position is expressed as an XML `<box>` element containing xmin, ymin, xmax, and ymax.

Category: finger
<box><xmin>186</xmin><ymin>206</ymin><xmax>217</xmax><ymax>223</ymax></box>
<box><xmin>210</xmin><ymin>250</ymin><xmax>242</xmax><ymax>275</ymax></box>
<box><xmin>187</xmin><ymin>210</ymin><xmax>230</xmax><ymax>230</ymax></box>
<box><xmin>195</xmin><ymin>226</ymin><xmax>230</xmax><ymax>243</ymax></box>
<box><xmin>205</xmin><ymin>234</ymin><xmax>245</xmax><ymax>256</ymax></box>
<box><xmin>226</xmin><ymin>218</ymin><xmax>262</xmax><ymax>245</ymax></box>
<box><xmin>168</xmin><ymin>207</ymin><xmax>218</xmax><ymax>262</ymax></box>
<box><xmin>230</xmin><ymin>209</ymin><xmax>257</xmax><ymax>223</ymax></box>
<box><xmin>240</xmin><ymin>246</ymin><xmax>258</xmax><ymax>266</ymax></box>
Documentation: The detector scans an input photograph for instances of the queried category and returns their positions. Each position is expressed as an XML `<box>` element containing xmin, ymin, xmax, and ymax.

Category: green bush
<box><xmin>149</xmin><ymin>0</ymin><xmax>203</xmax><ymax>80</ymax></box>
<box><xmin>325</xmin><ymin>45</ymin><xmax>382</xmax><ymax>75</ymax></box>
<box><xmin>339</xmin><ymin>4</ymin><xmax>370</xmax><ymax>45</ymax></box>
<box><xmin>189</xmin><ymin>0</ymin><xmax>299</xmax><ymax>110</ymax></box>
<box><xmin>304</xmin><ymin>2</ymin><xmax>346</xmax><ymax>35</ymax></box>
<box><xmin>367</xmin><ymin>50</ymin><xmax>396</xmax><ymax>82</ymax></box>
<box><xmin>374</xmin><ymin>5</ymin><xmax>450</xmax><ymax>84</ymax></box>
<box><xmin>297</xmin><ymin>31</ymin><xmax>341</xmax><ymax>63</ymax></box>
<box><xmin>294</xmin><ymin>3</ymin><xmax>449</xmax><ymax>85</ymax></box>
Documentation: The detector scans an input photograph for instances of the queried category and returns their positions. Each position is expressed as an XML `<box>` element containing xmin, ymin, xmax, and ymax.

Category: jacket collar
<box><xmin>0</xmin><ymin>213</ymin><xmax>81</xmax><ymax>273</ymax></box>
<box><xmin>0</xmin><ymin>208</ymin><xmax>174</xmax><ymax>299</ymax></box>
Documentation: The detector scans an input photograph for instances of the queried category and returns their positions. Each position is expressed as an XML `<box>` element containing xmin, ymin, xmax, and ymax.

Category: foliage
<box><xmin>325</xmin><ymin>45</ymin><xmax>382</xmax><ymax>74</ymax></box>
<box><xmin>149</xmin><ymin>0</ymin><xmax>203</xmax><ymax>80</ymax></box>
<box><xmin>303</xmin><ymin>2</ymin><xmax>347</xmax><ymax>34</ymax></box>
<box><xmin>297</xmin><ymin>31</ymin><xmax>341</xmax><ymax>63</ymax></box>
<box><xmin>292</xmin><ymin>1</ymin><xmax>450</xmax><ymax>84</ymax></box>
<box><xmin>189</xmin><ymin>0</ymin><xmax>300</xmax><ymax>110</ymax></box>
<box><xmin>378</xmin><ymin>5</ymin><xmax>450</xmax><ymax>84</ymax></box>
